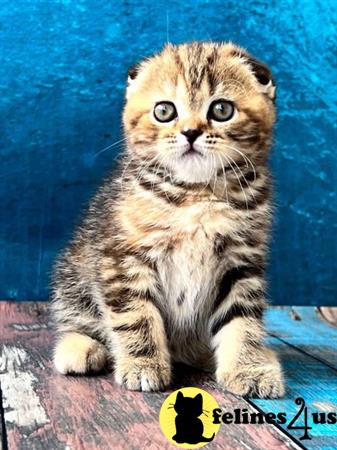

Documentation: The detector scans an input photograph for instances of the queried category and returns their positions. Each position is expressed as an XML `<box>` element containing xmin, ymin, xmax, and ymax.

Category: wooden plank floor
<box><xmin>253</xmin><ymin>307</ymin><xmax>337</xmax><ymax>449</ymax></box>
<box><xmin>0</xmin><ymin>303</ymin><xmax>336</xmax><ymax>450</ymax></box>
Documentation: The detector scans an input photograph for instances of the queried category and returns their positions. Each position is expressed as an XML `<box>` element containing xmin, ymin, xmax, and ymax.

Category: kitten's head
<box><xmin>173</xmin><ymin>391</ymin><xmax>203</xmax><ymax>417</ymax></box>
<box><xmin>123</xmin><ymin>42</ymin><xmax>276</xmax><ymax>184</ymax></box>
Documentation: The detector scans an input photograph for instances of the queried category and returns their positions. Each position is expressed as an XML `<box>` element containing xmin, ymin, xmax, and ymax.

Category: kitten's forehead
<box><xmin>172</xmin><ymin>42</ymin><xmax>238</xmax><ymax>91</ymax></box>
<box><xmin>136</xmin><ymin>42</ymin><xmax>256</xmax><ymax>105</ymax></box>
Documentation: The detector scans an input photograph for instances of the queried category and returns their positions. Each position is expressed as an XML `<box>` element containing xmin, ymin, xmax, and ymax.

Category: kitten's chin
<box><xmin>167</xmin><ymin>156</ymin><xmax>217</xmax><ymax>184</ymax></box>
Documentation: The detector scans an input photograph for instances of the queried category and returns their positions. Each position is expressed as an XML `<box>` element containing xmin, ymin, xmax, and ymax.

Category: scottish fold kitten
<box><xmin>51</xmin><ymin>42</ymin><xmax>284</xmax><ymax>398</ymax></box>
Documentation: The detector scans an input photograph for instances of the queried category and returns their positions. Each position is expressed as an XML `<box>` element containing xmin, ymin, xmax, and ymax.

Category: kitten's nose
<box><xmin>181</xmin><ymin>128</ymin><xmax>202</xmax><ymax>144</ymax></box>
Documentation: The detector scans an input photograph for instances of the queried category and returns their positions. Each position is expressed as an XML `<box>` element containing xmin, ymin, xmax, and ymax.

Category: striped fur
<box><xmin>51</xmin><ymin>42</ymin><xmax>284</xmax><ymax>398</ymax></box>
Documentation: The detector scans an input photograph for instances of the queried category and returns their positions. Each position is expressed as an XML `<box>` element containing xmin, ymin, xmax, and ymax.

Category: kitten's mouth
<box><xmin>182</xmin><ymin>146</ymin><xmax>203</xmax><ymax>158</ymax></box>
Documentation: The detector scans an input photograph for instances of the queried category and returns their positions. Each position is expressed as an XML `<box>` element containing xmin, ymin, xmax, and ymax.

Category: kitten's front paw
<box><xmin>216</xmin><ymin>349</ymin><xmax>285</xmax><ymax>398</ymax></box>
<box><xmin>115</xmin><ymin>357</ymin><xmax>171</xmax><ymax>391</ymax></box>
<box><xmin>54</xmin><ymin>332</ymin><xmax>109</xmax><ymax>375</ymax></box>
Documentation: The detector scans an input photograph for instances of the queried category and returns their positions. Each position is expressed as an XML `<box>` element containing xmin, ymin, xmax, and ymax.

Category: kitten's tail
<box><xmin>201</xmin><ymin>433</ymin><xmax>215</xmax><ymax>442</ymax></box>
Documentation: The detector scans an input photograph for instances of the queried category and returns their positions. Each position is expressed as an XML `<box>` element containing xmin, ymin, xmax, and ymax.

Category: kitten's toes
<box><xmin>216</xmin><ymin>348</ymin><xmax>285</xmax><ymax>399</ymax></box>
<box><xmin>115</xmin><ymin>357</ymin><xmax>171</xmax><ymax>391</ymax></box>
<box><xmin>254</xmin><ymin>350</ymin><xmax>285</xmax><ymax>398</ymax></box>
<box><xmin>54</xmin><ymin>332</ymin><xmax>109</xmax><ymax>375</ymax></box>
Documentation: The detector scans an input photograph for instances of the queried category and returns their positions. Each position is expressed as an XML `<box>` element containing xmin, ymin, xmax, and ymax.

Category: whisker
<box><xmin>206</xmin><ymin>137</ymin><xmax>257</xmax><ymax>182</ymax></box>
<box><xmin>213</xmin><ymin>152</ymin><xmax>229</xmax><ymax>204</ymax></box>
<box><xmin>222</xmin><ymin>153</ymin><xmax>249</xmax><ymax>210</ymax></box>
<box><xmin>135</xmin><ymin>155</ymin><xmax>160</xmax><ymax>188</ymax></box>
<box><xmin>94</xmin><ymin>137</ymin><xmax>128</xmax><ymax>158</ymax></box>
<box><xmin>211</xmin><ymin>153</ymin><xmax>218</xmax><ymax>196</ymax></box>
<box><xmin>122</xmin><ymin>150</ymin><xmax>159</xmax><ymax>194</ymax></box>
<box><xmin>223</xmin><ymin>144</ymin><xmax>257</xmax><ymax>181</ymax></box>
<box><xmin>119</xmin><ymin>155</ymin><xmax>137</xmax><ymax>193</ymax></box>
<box><xmin>226</xmin><ymin>154</ymin><xmax>256</xmax><ymax>201</ymax></box>
<box><xmin>157</xmin><ymin>152</ymin><xmax>179</xmax><ymax>201</ymax></box>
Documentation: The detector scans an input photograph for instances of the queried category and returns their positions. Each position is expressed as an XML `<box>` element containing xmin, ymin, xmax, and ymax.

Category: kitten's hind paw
<box><xmin>114</xmin><ymin>357</ymin><xmax>171</xmax><ymax>392</ymax></box>
<box><xmin>54</xmin><ymin>332</ymin><xmax>109</xmax><ymax>375</ymax></box>
<box><xmin>216</xmin><ymin>348</ymin><xmax>285</xmax><ymax>399</ymax></box>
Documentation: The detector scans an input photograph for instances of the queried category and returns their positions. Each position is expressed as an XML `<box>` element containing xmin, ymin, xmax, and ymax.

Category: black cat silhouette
<box><xmin>172</xmin><ymin>391</ymin><xmax>215</xmax><ymax>444</ymax></box>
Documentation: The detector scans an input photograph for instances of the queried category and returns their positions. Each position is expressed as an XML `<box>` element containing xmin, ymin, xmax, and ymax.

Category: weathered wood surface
<box><xmin>257</xmin><ymin>306</ymin><xmax>337</xmax><ymax>449</ymax></box>
<box><xmin>255</xmin><ymin>337</ymin><xmax>337</xmax><ymax>450</ymax></box>
<box><xmin>4</xmin><ymin>303</ymin><xmax>337</xmax><ymax>450</ymax></box>
<box><xmin>0</xmin><ymin>302</ymin><xmax>298</xmax><ymax>450</ymax></box>
<box><xmin>266</xmin><ymin>307</ymin><xmax>337</xmax><ymax>370</ymax></box>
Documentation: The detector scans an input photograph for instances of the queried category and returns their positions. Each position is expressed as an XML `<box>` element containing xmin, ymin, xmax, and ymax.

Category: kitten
<box><xmin>51</xmin><ymin>42</ymin><xmax>284</xmax><ymax>398</ymax></box>
<box><xmin>172</xmin><ymin>391</ymin><xmax>214</xmax><ymax>444</ymax></box>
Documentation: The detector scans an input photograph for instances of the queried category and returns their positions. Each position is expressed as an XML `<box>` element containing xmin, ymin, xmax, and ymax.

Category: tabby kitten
<box><xmin>51</xmin><ymin>42</ymin><xmax>284</xmax><ymax>398</ymax></box>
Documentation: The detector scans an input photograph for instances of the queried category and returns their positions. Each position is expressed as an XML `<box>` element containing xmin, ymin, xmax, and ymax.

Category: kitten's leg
<box><xmin>54</xmin><ymin>332</ymin><xmax>109</xmax><ymax>374</ymax></box>
<box><xmin>210</xmin><ymin>272</ymin><xmax>284</xmax><ymax>398</ymax></box>
<box><xmin>101</xmin><ymin>255</ymin><xmax>171</xmax><ymax>391</ymax></box>
<box><xmin>51</xmin><ymin>252</ymin><xmax>110</xmax><ymax>375</ymax></box>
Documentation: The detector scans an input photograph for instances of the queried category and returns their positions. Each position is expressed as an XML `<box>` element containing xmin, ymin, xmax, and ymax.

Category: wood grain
<box><xmin>251</xmin><ymin>307</ymin><xmax>337</xmax><ymax>449</ymax></box>
<box><xmin>254</xmin><ymin>336</ymin><xmax>337</xmax><ymax>450</ymax></box>
<box><xmin>265</xmin><ymin>307</ymin><xmax>337</xmax><ymax>370</ymax></box>
<box><xmin>0</xmin><ymin>302</ymin><xmax>297</xmax><ymax>450</ymax></box>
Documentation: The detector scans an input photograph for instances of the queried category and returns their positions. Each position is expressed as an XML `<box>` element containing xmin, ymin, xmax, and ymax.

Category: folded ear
<box><xmin>127</xmin><ymin>63</ymin><xmax>140</xmax><ymax>83</ymax></box>
<box><xmin>126</xmin><ymin>62</ymin><xmax>142</xmax><ymax>98</ymax></box>
<box><xmin>246</xmin><ymin>56</ymin><xmax>276</xmax><ymax>101</ymax></box>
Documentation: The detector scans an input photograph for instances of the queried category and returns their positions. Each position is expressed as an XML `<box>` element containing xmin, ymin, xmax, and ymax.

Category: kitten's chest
<box><xmin>155</xmin><ymin>203</ymin><xmax>235</xmax><ymax>319</ymax></box>
<box><xmin>156</xmin><ymin>219</ymin><xmax>224</xmax><ymax>368</ymax></box>
<box><xmin>122</xmin><ymin>197</ymin><xmax>244</xmax><ymax>312</ymax></box>
<box><xmin>128</xmin><ymin>200</ymin><xmax>245</xmax><ymax>367</ymax></box>
<box><xmin>157</xmin><ymin>228</ymin><xmax>217</xmax><ymax>314</ymax></box>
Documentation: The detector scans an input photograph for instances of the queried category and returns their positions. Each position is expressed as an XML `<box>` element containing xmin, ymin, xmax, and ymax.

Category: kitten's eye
<box><xmin>153</xmin><ymin>102</ymin><xmax>177</xmax><ymax>123</ymax></box>
<box><xmin>208</xmin><ymin>100</ymin><xmax>234</xmax><ymax>122</ymax></box>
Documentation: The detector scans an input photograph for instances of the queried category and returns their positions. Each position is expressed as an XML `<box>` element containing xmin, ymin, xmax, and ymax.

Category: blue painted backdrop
<box><xmin>1</xmin><ymin>0</ymin><xmax>336</xmax><ymax>304</ymax></box>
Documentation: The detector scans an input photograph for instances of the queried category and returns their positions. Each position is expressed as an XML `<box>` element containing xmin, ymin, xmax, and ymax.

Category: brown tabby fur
<box><xmin>51</xmin><ymin>42</ymin><xmax>284</xmax><ymax>398</ymax></box>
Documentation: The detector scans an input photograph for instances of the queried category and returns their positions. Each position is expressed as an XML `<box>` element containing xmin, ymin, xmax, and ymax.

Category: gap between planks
<box><xmin>0</xmin><ymin>381</ymin><xmax>8</xmax><ymax>450</ymax></box>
